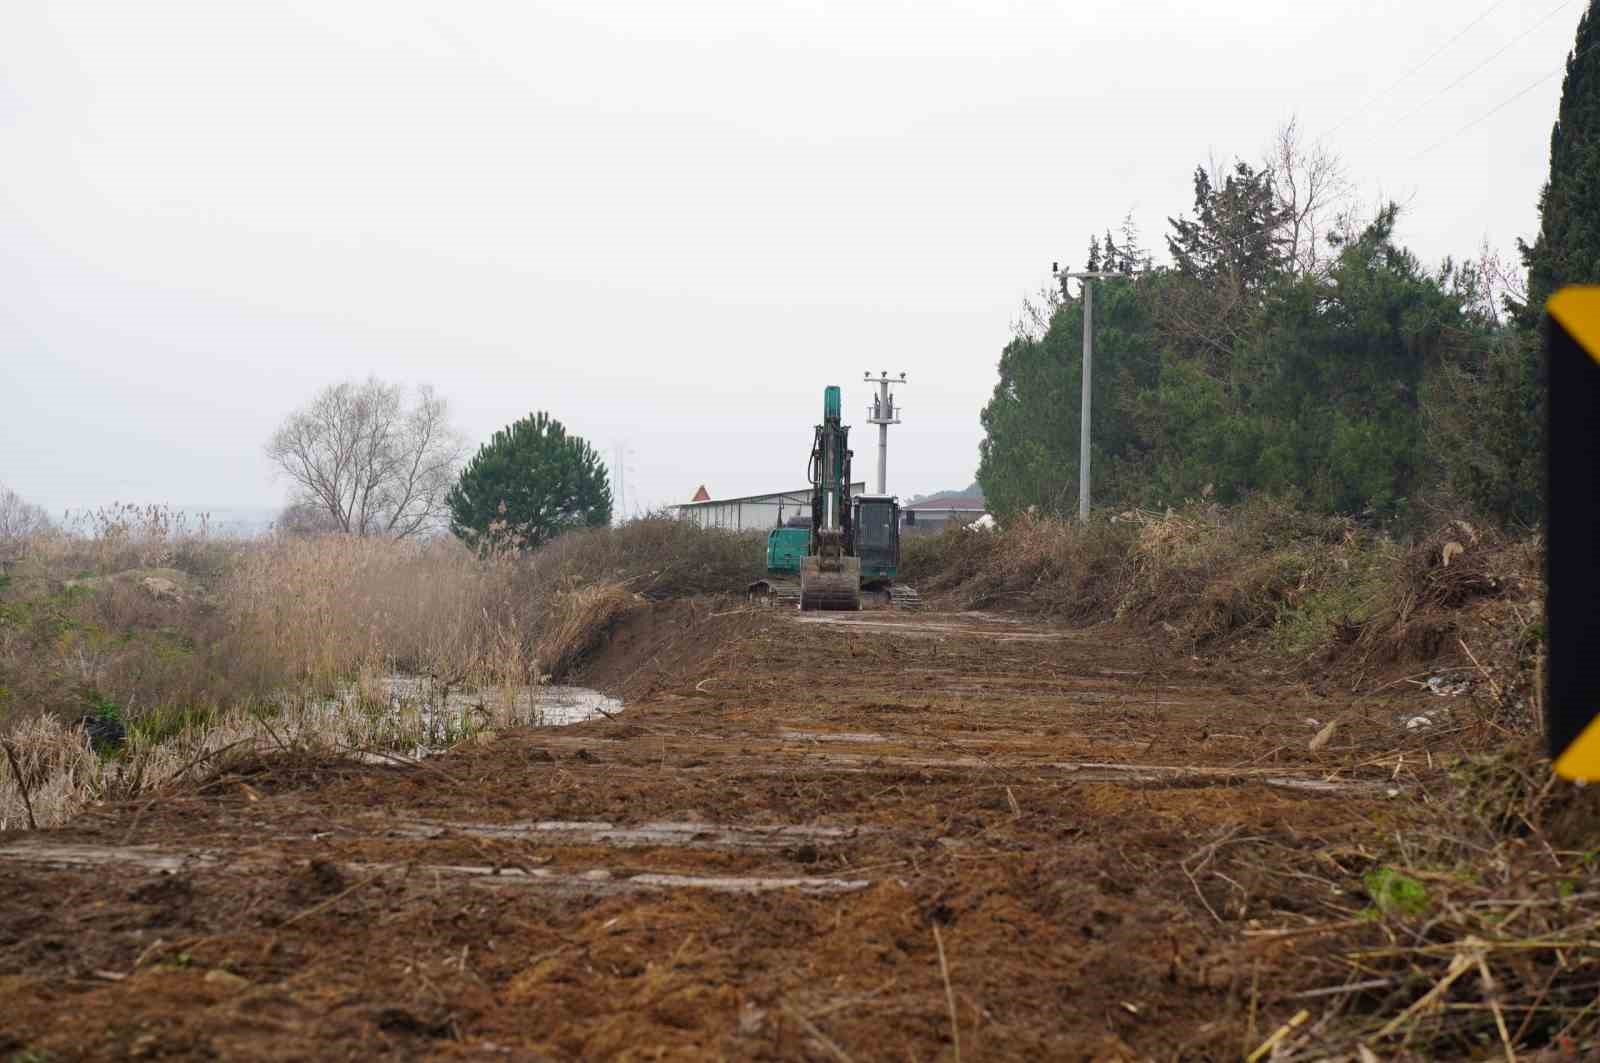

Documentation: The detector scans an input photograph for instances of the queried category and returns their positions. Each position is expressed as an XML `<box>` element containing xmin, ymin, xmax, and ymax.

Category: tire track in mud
<box><xmin>0</xmin><ymin>840</ymin><xmax>872</xmax><ymax>896</ymax></box>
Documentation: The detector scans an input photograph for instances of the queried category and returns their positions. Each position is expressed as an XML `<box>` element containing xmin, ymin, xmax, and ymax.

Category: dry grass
<box><xmin>1218</xmin><ymin>740</ymin><xmax>1600</xmax><ymax>1059</ymax></box>
<box><xmin>902</xmin><ymin>500</ymin><xmax>1351</xmax><ymax>633</ymax></box>
<box><xmin>901</xmin><ymin>511</ymin><xmax>1136</xmax><ymax>620</ymax></box>
<box><xmin>222</xmin><ymin>534</ymin><xmax>542</xmax><ymax>692</ymax></box>
<box><xmin>523</xmin><ymin>515</ymin><xmax>764</xmax><ymax>600</ymax></box>
<box><xmin>17</xmin><ymin>503</ymin><xmax>235</xmax><ymax>582</ymax></box>
<box><xmin>904</xmin><ymin>501</ymin><xmax>1543</xmax><ymax>729</ymax></box>
<box><xmin>537</xmin><ymin>582</ymin><xmax>638</xmax><ymax>680</ymax></box>
<box><xmin>1</xmin><ymin>511</ymin><xmax>758</xmax><ymax>830</ymax></box>
<box><xmin>0</xmin><ymin>680</ymin><xmax>540</xmax><ymax>830</ymax></box>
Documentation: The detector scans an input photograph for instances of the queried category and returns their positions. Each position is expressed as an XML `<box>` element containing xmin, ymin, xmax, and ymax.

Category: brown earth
<box><xmin>0</xmin><ymin>601</ymin><xmax>1475</xmax><ymax>1061</ymax></box>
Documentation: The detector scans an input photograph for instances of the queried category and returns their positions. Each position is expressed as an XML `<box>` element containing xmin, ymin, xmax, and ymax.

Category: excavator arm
<box><xmin>800</xmin><ymin>386</ymin><xmax>862</xmax><ymax>610</ymax></box>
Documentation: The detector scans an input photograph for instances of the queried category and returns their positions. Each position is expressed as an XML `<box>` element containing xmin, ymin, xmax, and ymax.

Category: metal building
<box><xmin>900</xmin><ymin>491</ymin><xmax>989</xmax><ymax>534</ymax></box>
<box><xmin>675</xmin><ymin>483</ymin><xmax>868</xmax><ymax>532</ymax></box>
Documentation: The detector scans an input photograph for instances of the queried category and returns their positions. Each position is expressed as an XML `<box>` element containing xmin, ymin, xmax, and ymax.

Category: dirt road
<box><xmin>0</xmin><ymin>604</ymin><xmax>1441</xmax><ymax>1060</ymax></box>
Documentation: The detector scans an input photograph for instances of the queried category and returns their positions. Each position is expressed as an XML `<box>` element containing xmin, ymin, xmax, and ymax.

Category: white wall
<box><xmin>676</xmin><ymin>483</ymin><xmax>866</xmax><ymax>532</ymax></box>
<box><xmin>681</xmin><ymin>498</ymin><xmax>807</xmax><ymax>532</ymax></box>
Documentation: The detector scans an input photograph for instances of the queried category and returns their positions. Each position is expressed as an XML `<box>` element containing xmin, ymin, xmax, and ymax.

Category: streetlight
<box><xmin>1050</xmin><ymin>263</ymin><xmax>1144</xmax><ymax>522</ymax></box>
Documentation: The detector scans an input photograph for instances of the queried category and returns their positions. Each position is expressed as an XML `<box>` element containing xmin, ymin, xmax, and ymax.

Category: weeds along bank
<box><xmin>0</xmin><ymin>516</ymin><xmax>762</xmax><ymax>828</ymax></box>
<box><xmin>903</xmin><ymin>500</ymin><xmax>1544</xmax><ymax>729</ymax></box>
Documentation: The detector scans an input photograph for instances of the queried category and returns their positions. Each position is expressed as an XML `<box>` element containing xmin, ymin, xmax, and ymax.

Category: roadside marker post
<box><xmin>1546</xmin><ymin>287</ymin><xmax>1600</xmax><ymax>781</ymax></box>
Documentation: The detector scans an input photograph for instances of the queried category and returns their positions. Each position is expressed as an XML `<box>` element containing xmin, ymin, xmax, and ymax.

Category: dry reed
<box><xmin>3</xmin><ymin>512</ymin><xmax>756</xmax><ymax>829</ymax></box>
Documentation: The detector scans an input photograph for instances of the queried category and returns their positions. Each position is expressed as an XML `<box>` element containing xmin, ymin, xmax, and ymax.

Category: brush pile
<box><xmin>524</xmin><ymin>516</ymin><xmax>763</xmax><ymax>601</ymax></box>
<box><xmin>903</xmin><ymin>501</ymin><xmax>1542</xmax><ymax>715</ymax></box>
<box><xmin>1235</xmin><ymin>740</ymin><xmax>1600</xmax><ymax>1058</ymax></box>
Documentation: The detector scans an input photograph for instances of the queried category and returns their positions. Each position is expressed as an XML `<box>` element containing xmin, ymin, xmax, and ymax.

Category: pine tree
<box><xmin>1166</xmin><ymin>162</ymin><xmax>1289</xmax><ymax>290</ymax></box>
<box><xmin>1116</xmin><ymin>211</ymin><xmax>1148</xmax><ymax>273</ymax></box>
<box><xmin>447</xmin><ymin>411</ymin><xmax>612</xmax><ymax>553</ymax></box>
<box><xmin>1521</xmin><ymin>1</ymin><xmax>1600</xmax><ymax>312</ymax></box>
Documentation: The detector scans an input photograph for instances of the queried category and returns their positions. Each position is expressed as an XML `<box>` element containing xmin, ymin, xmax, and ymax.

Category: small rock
<box><xmin>1308</xmin><ymin>719</ymin><xmax>1338</xmax><ymax>752</ymax></box>
<box><xmin>581</xmin><ymin>869</ymin><xmax>612</xmax><ymax>881</ymax></box>
<box><xmin>203</xmin><ymin>969</ymin><xmax>250</xmax><ymax>989</ymax></box>
<box><xmin>141</xmin><ymin>576</ymin><xmax>183</xmax><ymax>602</ymax></box>
<box><xmin>1405</xmin><ymin>715</ymin><xmax>1434</xmax><ymax>730</ymax></box>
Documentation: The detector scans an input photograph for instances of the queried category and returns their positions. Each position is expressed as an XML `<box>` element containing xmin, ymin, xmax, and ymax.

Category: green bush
<box><xmin>1363</xmin><ymin>867</ymin><xmax>1430</xmax><ymax>917</ymax></box>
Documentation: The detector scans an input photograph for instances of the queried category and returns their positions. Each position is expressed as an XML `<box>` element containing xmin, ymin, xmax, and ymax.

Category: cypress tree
<box><xmin>1522</xmin><ymin>2</ymin><xmax>1600</xmax><ymax>312</ymax></box>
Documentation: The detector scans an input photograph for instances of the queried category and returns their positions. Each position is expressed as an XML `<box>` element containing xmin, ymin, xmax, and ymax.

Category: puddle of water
<box><xmin>371</xmin><ymin>676</ymin><xmax>621</xmax><ymax>728</ymax></box>
<box><xmin>282</xmin><ymin>676</ymin><xmax>622</xmax><ymax>760</ymax></box>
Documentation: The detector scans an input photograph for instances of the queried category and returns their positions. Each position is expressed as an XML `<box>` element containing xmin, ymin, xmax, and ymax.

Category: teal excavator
<box><xmin>748</xmin><ymin>386</ymin><xmax>920</xmax><ymax>610</ymax></box>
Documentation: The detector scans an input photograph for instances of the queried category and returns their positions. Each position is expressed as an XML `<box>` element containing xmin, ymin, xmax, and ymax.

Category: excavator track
<box><xmin>888</xmin><ymin>584</ymin><xmax>922</xmax><ymax>610</ymax></box>
<box><xmin>858</xmin><ymin>583</ymin><xmax>921</xmax><ymax>610</ymax></box>
<box><xmin>751</xmin><ymin>580</ymin><xmax>919</xmax><ymax>610</ymax></box>
<box><xmin>748</xmin><ymin>580</ymin><xmax>802</xmax><ymax>608</ymax></box>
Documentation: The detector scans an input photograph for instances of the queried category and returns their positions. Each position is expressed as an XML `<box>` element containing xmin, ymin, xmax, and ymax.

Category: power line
<box><xmin>1382</xmin><ymin>0</ymin><xmax>1576</xmax><ymax>133</ymax></box>
<box><xmin>1411</xmin><ymin>39</ymin><xmax>1598</xmax><ymax>159</ymax></box>
<box><xmin>1327</xmin><ymin>0</ymin><xmax>1513</xmax><ymax>136</ymax></box>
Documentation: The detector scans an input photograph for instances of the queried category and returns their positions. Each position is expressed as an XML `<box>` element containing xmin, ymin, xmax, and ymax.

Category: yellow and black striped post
<box><xmin>1547</xmin><ymin>287</ymin><xmax>1600</xmax><ymax>781</ymax></box>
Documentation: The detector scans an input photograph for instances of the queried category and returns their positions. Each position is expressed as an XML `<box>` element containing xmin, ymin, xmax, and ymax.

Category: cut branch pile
<box><xmin>1227</xmin><ymin>743</ymin><xmax>1600</xmax><ymax>1059</ymax></box>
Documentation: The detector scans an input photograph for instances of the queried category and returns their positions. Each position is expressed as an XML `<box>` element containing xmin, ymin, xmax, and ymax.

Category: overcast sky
<box><xmin>1</xmin><ymin>0</ymin><xmax>1584</xmax><ymax>520</ymax></box>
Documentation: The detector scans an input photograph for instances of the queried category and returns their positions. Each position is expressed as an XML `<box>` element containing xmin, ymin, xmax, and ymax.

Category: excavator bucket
<box><xmin>799</xmin><ymin>555</ymin><xmax>862</xmax><ymax>611</ymax></box>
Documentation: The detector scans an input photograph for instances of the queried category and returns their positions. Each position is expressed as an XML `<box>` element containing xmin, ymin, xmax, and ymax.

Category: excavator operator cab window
<box><xmin>855</xmin><ymin>502</ymin><xmax>895</xmax><ymax>549</ymax></box>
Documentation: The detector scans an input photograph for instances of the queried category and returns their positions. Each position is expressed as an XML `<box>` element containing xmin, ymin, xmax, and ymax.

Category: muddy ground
<box><xmin>0</xmin><ymin>602</ymin><xmax>1477</xmax><ymax>1060</ymax></box>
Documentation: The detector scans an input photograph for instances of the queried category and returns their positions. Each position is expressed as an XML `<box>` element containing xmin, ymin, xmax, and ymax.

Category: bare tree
<box><xmin>1264</xmin><ymin>116</ymin><xmax>1353</xmax><ymax>277</ymax></box>
<box><xmin>272</xmin><ymin>500</ymin><xmax>343</xmax><ymax>538</ymax></box>
<box><xmin>266</xmin><ymin>377</ymin><xmax>465</xmax><ymax>539</ymax></box>
<box><xmin>1474</xmin><ymin>239</ymin><xmax>1530</xmax><ymax>327</ymax></box>
<box><xmin>1011</xmin><ymin>275</ymin><xmax>1063</xmax><ymax>342</ymax></box>
<box><xmin>0</xmin><ymin>485</ymin><xmax>52</xmax><ymax>550</ymax></box>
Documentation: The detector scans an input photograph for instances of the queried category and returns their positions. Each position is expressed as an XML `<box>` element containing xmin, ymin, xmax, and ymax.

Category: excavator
<box><xmin>748</xmin><ymin>386</ymin><xmax>920</xmax><ymax>610</ymax></box>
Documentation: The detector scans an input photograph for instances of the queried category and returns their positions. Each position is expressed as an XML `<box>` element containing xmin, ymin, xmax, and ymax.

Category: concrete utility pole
<box><xmin>1051</xmin><ymin>266</ymin><xmax>1143</xmax><ymax>521</ymax></box>
<box><xmin>611</xmin><ymin>442</ymin><xmax>633</xmax><ymax>522</ymax></box>
<box><xmin>863</xmin><ymin>371</ymin><xmax>907</xmax><ymax>495</ymax></box>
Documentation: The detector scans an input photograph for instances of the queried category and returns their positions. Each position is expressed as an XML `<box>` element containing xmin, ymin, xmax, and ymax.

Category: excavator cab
<box><xmin>852</xmin><ymin>495</ymin><xmax>900</xmax><ymax>587</ymax></box>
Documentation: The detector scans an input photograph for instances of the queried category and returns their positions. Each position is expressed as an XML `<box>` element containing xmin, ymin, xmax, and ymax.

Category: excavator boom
<box><xmin>799</xmin><ymin>385</ymin><xmax>863</xmax><ymax>610</ymax></box>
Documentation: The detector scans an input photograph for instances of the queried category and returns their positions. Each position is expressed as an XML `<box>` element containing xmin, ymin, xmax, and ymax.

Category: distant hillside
<box><xmin>905</xmin><ymin>482</ymin><xmax>981</xmax><ymax>505</ymax></box>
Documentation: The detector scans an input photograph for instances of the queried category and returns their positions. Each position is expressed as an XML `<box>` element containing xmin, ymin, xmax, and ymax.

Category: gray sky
<box><xmin>1</xmin><ymin>0</ymin><xmax>1583</xmax><ymax>519</ymax></box>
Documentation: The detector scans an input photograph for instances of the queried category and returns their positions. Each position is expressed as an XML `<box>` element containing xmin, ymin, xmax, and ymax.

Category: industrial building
<box><xmin>900</xmin><ymin>490</ymin><xmax>989</xmax><ymax>534</ymax></box>
<box><xmin>675</xmin><ymin>483</ymin><xmax>868</xmax><ymax>532</ymax></box>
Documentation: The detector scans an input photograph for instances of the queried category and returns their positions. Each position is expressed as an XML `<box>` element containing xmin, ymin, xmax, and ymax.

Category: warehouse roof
<box><xmin>677</xmin><ymin>483</ymin><xmax>866</xmax><ymax>508</ymax></box>
<box><xmin>904</xmin><ymin>491</ymin><xmax>987</xmax><ymax>511</ymax></box>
